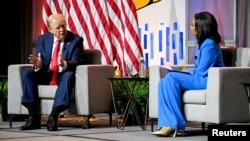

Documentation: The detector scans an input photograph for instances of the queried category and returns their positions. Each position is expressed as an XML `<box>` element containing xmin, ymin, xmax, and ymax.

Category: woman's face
<box><xmin>190</xmin><ymin>18</ymin><xmax>197</xmax><ymax>36</ymax></box>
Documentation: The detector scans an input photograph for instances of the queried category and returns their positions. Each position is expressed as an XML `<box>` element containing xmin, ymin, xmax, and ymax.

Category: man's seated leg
<box><xmin>20</xmin><ymin>106</ymin><xmax>41</xmax><ymax>130</ymax></box>
<box><xmin>47</xmin><ymin>105</ymin><xmax>67</xmax><ymax>131</ymax></box>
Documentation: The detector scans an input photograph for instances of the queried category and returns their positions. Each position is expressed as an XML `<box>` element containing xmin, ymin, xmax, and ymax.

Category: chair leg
<box><xmin>151</xmin><ymin>118</ymin><xmax>155</xmax><ymax>132</ymax></box>
<box><xmin>201</xmin><ymin>122</ymin><xmax>206</xmax><ymax>130</ymax></box>
<box><xmin>9</xmin><ymin>114</ymin><xmax>14</xmax><ymax>128</ymax></box>
<box><xmin>108</xmin><ymin>112</ymin><xmax>112</xmax><ymax>126</ymax></box>
<box><xmin>8</xmin><ymin>114</ymin><xmax>29</xmax><ymax>128</ymax></box>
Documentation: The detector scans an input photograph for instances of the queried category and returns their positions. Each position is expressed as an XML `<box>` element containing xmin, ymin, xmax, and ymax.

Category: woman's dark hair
<box><xmin>194</xmin><ymin>11</ymin><xmax>221</xmax><ymax>46</ymax></box>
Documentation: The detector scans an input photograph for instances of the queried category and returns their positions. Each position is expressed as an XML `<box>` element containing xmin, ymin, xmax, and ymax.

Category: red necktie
<box><xmin>50</xmin><ymin>40</ymin><xmax>61</xmax><ymax>85</ymax></box>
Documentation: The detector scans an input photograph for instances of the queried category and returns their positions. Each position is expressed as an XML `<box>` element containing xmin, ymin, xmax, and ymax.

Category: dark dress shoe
<box><xmin>20</xmin><ymin>117</ymin><xmax>41</xmax><ymax>130</ymax></box>
<box><xmin>47</xmin><ymin>117</ymin><xmax>58</xmax><ymax>131</ymax></box>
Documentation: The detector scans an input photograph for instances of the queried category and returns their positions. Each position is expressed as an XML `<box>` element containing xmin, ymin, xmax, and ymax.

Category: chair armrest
<box><xmin>74</xmin><ymin>64</ymin><xmax>114</xmax><ymax>115</ymax></box>
<box><xmin>206</xmin><ymin>67</ymin><xmax>250</xmax><ymax>123</ymax></box>
<box><xmin>149</xmin><ymin>65</ymin><xmax>167</xmax><ymax>118</ymax></box>
<box><xmin>8</xmin><ymin>64</ymin><xmax>32</xmax><ymax>114</ymax></box>
<box><xmin>149</xmin><ymin>64</ymin><xmax>194</xmax><ymax>118</ymax></box>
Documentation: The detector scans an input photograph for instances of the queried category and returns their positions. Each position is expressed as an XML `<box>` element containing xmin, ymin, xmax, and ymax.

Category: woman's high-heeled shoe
<box><xmin>169</xmin><ymin>130</ymin><xmax>177</xmax><ymax>137</ymax></box>
<box><xmin>151</xmin><ymin>126</ymin><xmax>177</xmax><ymax>137</ymax></box>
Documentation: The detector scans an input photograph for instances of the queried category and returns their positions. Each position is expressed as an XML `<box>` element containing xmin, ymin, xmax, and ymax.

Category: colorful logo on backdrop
<box><xmin>134</xmin><ymin>0</ymin><xmax>161</xmax><ymax>10</ymax></box>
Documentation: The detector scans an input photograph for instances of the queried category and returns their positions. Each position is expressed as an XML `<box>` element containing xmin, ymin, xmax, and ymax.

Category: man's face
<box><xmin>49</xmin><ymin>18</ymin><xmax>67</xmax><ymax>40</ymax></box>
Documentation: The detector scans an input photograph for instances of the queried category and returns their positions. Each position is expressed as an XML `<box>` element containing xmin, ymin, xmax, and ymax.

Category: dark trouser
<box><xmin>21</xmin><ymin>68</ymin><xmax>74</xmax><ymax>118</ymax></box>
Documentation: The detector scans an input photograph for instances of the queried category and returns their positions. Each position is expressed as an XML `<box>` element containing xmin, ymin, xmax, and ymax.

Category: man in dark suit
<box><xmin>20</xmin><ymin>13</ymin><xmax>84</xmax><ymax>131</ymax></box>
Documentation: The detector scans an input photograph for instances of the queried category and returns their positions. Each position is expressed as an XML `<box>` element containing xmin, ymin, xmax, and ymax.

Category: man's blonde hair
<box><xmin>46</xmin><ymin>13</ymin><xmax>66</xmax><ymax>29</ymax></box>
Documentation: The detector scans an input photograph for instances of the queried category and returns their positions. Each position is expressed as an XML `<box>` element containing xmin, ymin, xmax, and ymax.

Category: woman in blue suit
<box><xmin>20</xmin><ymin>14</ymin><xmax>84</xmax><ymax>131</ymax></box>
<box><xmin>152</xmin><ymin>11</ymin><xmax>224</xmax><ymax>137</ymax></box>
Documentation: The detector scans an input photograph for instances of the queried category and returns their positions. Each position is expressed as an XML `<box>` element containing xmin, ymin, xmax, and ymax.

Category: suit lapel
<box><xmin>62</xmin><ymin>32</ymin><xmax>72</xmax><ymax>57</ymax></box>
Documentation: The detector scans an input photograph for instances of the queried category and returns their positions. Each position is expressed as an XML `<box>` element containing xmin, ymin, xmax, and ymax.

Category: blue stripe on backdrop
<box><xmin>145</xmin><ymin>23</ymin><xmax>149</xmax><ymax>31</ymax></box>
<box><xmin>172</xmin><ymin>33</ymin><xmax>176</xmax><ymax>49</ymax></box>
<box><xmin>150</xmin><ymin>32</ymin><xmax>154</xmax><ymax>59</ymax></box>
<box><xmin>144</xmin><ymin>23</ymin><xmax>148</xmax><ymax>52</ymax></box>
<box><xmin>173</xmin><ymin>22</ymin><xmax>178</xmax><ymax>30</ymax></box>
<box><xmin>143</xmin><ymin>34</ymin><xmax>147</xmax><ymax>50</ymax></box>
<box><xmin>138</xmin><ymin>28</ymin><xmax>141</xmax><ymax>43</ymax></box>
<box><xmin>159</xmin><ymin>30</ymin><xmax>162</xmax><ymax>51</ymax></box>
<box><xmin>179</xmin><ymin>32</ymin><xmax>184</xmax><ymax>59</ymax></box>
<box><xmin>166</xmin><ymin>27</ymin><xmax>170</xmax><ymax>62</ymax></box>
<box><xmin>174</xmin><ymin>53</ymin><xmax>177</xmax><ymax>65</ymax></box>
<box><xmin>145</xmin><ymin>53</ymin><xmax>149</xmax><ymax>69</ymax></box>
<box><xmin>160</xmin><ymin>57</ymin><xmax>164</xmax><ymax>65</ymax></box>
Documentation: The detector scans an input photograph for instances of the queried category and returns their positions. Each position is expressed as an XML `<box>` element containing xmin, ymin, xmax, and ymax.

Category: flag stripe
<box><xmin>107</xmin><ymin>0</ymin><xmax>126</xmax><ymax>74</ymax></box>
<box><xmin>71</xmin><ymin>0</ymin><xmax>94</xmax><ymax>49</ymax></box>
<box><xmin>54</xmin><ymin>0</ymin><xmax>62</xmax><ymax>13</ymax></box>
<box><xmin>64</xmin><ymin>0</ymin><xmax>77</xmax><ymax>34</ymax></box>
<box><xmin>83</xmin><ymin>0</ymin><xmax>111</xmax><ymax>64</ymax></box>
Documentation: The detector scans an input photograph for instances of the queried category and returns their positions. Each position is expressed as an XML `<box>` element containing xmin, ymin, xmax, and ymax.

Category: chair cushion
<box><xmin>38</xmin><ymin>85</ymin><xmax>74</xmax><ymax>99</ymax></box>
<box><xmin>182</xmin><ymin>90</ymin><xmax>206</xmax><ymax>104</ymax></box>
<box><xmin>38</xmin><ymin>85</ymin><xmax>57</xmax><ymax>98</ymax></box>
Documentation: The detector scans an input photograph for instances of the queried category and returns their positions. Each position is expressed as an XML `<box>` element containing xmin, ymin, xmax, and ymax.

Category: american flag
<box><xmin>42</xmin><ymin>0</ymin><xmax>143</xmax><ymax>76</ymax></box>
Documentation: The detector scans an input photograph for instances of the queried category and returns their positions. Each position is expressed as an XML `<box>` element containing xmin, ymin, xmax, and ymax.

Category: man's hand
<box><xmin>58</xmin><ymin>52</ymin><xmax>66</xmax><ymax>67</ymax></box>
<box><xmin>28</xmin><ymin>53</ymin><xmax>42</xmax><ymax>68</ymax></box>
